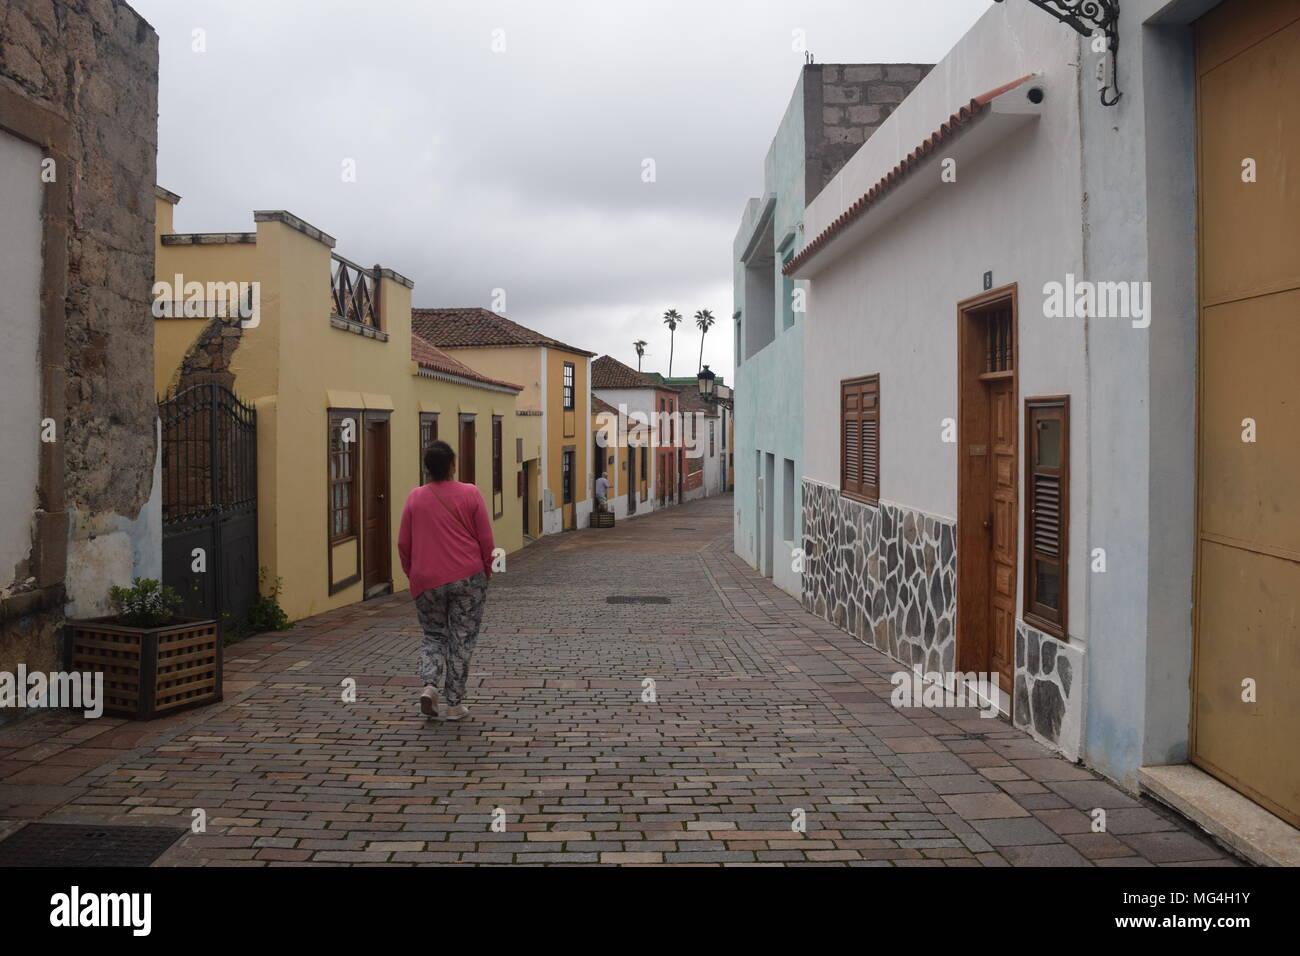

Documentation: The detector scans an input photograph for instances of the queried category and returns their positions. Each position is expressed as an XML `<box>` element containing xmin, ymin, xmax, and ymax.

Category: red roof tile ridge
<box><xmin>784</xmin><ymin>76</ymin><xmax>1034</xmax><ymax>277</ymax></box>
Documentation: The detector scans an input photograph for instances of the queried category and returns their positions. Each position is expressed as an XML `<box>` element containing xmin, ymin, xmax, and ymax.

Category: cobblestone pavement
<box><xmin>0</xmin><ymin>494</ymin><xmax>1237</xmax><ymax>866</ymax></box>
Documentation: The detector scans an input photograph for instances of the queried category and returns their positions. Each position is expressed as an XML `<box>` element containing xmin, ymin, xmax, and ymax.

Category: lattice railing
<box><xmin>330</xmin><ymin>253</ymin><xmax>381</xmax><ymax>330</ymax></box>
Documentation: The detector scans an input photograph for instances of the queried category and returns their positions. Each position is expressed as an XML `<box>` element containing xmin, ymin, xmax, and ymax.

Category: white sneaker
<box><xmin>444</xmin><ymin>703</ymin><xmax>469</xmax><ymax>721</ymax></box>
<box><xmin>419</xmin><ymin>685</ymin><xmax>439</xmax><ymax>717</ymax></box>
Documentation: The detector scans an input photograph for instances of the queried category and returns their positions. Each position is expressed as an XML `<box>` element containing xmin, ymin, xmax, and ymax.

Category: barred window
<box><xmin>329</xmin><ymin>411</ymin><xmax>358</xmax><ymax>540</ymax></box>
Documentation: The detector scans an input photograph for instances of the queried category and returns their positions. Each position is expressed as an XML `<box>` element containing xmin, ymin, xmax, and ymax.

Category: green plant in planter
<box><xmin>108</xmin><ymin>577</ymin><xmax>184</xmax><ymax>628</ymax></box>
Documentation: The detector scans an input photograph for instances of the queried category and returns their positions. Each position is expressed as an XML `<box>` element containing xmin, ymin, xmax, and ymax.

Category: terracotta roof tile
<box><xmin>412</xmin><ymin>307</ymin><xmax>595</xmax><ymax>357</ymax></box>
<box><xmin>784</xmin><ymin>75</ymin><xmax>1034</xmax><ymax>277</ymax></box>
<box><xmin>591</xmin><ymin>395</ymin><xmax>619</xmax><ymax>416</ymax></box>
<box><xmin>592</xmin><ymin>355</ymin><xmax>681</xmax><ymax>391</ymax></box>
<box><xmin>411</xmin><ymin>335</ymin><xmax>522</xmax><ymax>391</ymax></box>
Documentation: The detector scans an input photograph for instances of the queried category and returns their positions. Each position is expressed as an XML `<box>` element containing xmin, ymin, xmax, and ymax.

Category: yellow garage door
<box><xmin>1193</xmin><ymin>0</ymin><xmax>1300</xmax><ymax>828</ymax></box>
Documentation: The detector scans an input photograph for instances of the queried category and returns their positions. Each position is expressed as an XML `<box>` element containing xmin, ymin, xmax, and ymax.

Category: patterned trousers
<box><xmin>413</xmin><ymin>572</ymin><xmax>489</xmax><ymax>706</ymax></box>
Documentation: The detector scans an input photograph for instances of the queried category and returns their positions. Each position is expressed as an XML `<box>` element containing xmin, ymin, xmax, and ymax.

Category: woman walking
<box><xmin>398</xmin><ymin>440</ymin><xmax>495</xmax><ymax>720</ymax></box>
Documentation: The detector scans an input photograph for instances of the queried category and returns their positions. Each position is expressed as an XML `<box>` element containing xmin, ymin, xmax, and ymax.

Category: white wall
<box><xmin>0</xmin><ymin>130</ymin><xmax>44</xmax><ymax>593</ymax></box>
<box><xmin>800</xmin><ymin>2</ymin><xmax>1090</xmax><ymax>640</ymax></box>
<box><xmin>593</xmin><ymin>386</ymin><xmax>659</xmax><ymax>506</ymax></box>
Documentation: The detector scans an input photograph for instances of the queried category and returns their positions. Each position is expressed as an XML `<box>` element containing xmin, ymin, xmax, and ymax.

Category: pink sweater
<box><xmin>398</xmin><ymin>481</ymin><xmax>495</xmax><ymax>599</ymax></box>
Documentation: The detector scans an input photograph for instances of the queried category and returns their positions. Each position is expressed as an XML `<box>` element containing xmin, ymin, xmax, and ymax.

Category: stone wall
<box><xmin>803</xmin><ymin>63</ymin><xmax>934</xmax><ymax>203</ymax></box>
<box><xmin>1014</xmin><ymin>619</ymin><xmax>1087</xmax><ymax>761</ymax></box>
<box><xmin>166</xmin><ymin>317</ymin><xmax>244</xmax><ymax>395</ymax></box>
<box><xmin>803</xmin><ymin>478</ymin><xmax>1088</xmax><ymax>761</ymax></box>
<box><xmin>801</xmin><ymin>479</ymin><xmax>957</xmax><ymax>674</ymax></box>
<box><xmin>0</xmin><ymin>0</ymin><xmax>160</xmax><ymax>702</ymax></box>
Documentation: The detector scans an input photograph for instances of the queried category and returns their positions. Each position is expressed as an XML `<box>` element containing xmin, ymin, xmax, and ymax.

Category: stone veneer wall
<box><xmin>1014</xmin><ymin>620</ymin><xmax>1087</xmax><ymax>761</ymax></box>
<box><xmin>802</xmin><ymin>481</ymin><xmax>1088</xmax><ymax>761</ymax></box>
<box><xmin>801</xmin><ymin>479</ymin><xmax>956</xmax><ymax>674</ymax></box>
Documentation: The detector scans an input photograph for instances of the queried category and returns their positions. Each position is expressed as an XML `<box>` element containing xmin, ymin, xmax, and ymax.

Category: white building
<box><xmin>788</xmin><ymin>0</ymin><xmax>1300</xmax><ymax>854</ymax></box>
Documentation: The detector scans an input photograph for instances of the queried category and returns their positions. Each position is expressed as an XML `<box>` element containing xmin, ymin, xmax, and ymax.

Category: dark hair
<box><xmin>424</xmin><ymin>440</ymin><xmax>455</xmax><ymax>482</ymax></box>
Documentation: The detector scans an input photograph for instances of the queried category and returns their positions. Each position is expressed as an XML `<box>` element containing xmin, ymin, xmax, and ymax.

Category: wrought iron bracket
<box><xmin>996</xmin><ymin>0</ymin><xmax>1121</xmax><ymax>106</ymax></box>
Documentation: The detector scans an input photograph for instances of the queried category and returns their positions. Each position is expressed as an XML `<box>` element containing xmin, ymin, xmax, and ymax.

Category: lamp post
<box><xmin>697</xmin><ymin>365</ymin><xmax>732</xmax><ymax>409</ymax></box>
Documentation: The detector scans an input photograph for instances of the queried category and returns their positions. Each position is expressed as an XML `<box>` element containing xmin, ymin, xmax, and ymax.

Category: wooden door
<box><xmin>1192</xmin><ymin>0</ymin><xmax>1300</xmax><ymax>827</ymax></box>
<box><xmin>362</xmin><ymin>414</ymin><xmax>391</xmax><ymax>595</ymax></box>
<box><xmin>957</xmin><ymin>288</ymin><xmax>1018</xmax><ymax>704</ymax></box>
<box><xmin>521</xmin><ymin>461</ymin><xmax>530</xmax><ymax>537</ymax></box>
<box><xmin>562</xmin><ymin>448</ymin><xmax>575</xmax><ymax>530</ymax></box>
<box><xmin>458</xmin><ymin>416</ymin><xmax>475</xmax><ymax>484</ymax></box>
<box><xmin>987</xmin><ymin>378</ymin><xmax>1017</xmax><ymax>692</ymax></box>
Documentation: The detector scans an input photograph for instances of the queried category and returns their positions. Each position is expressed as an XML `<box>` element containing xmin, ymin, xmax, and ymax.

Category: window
<box><xmin>735</xmin><ymin>313</ymin><xmax>743</xmax><ymax>366</ymax></box>
<box><xmin>1024</xmin><ymin>397</ymin><xmax>1069</xmax><ymax>638</ymax></box>
<box><xmin>562</xmin><ymin>362</ymin><xmax>575</xmax><ymax>410</ymax></box>
<box><xmin>419</xmin><ymin>412</ymin><xmax>438</xmax><ymax>483</ymax></box>
<box><xmin>709</xmin><ymin>419</ymin><xmax>715</xmax><ymax>457</ymax></box>
<box><xmin>459</xmin><ymin>414</ymin><xmax>476</xmax><ymax>484</ymax></box>
<box><xmin>640</xmin><ymin>444</ymin><xmax>647</xmax><ymax>481</ymax></box>
<box><xmin>492</xmin><ymin>416</ymin><xmax>503</xmax><ymax>514</ymax></box>
<box><xmin>985</xmin><ymin>305</ymin><xmax>1014</xmax><ymax>373</ymax></box>
<box><xmin>840</xmin><ymin>375</ymin><xmax>880</xmax><ymax>504</ymax></box>
<box><xmin>328</xmin><ymin>410</ymin><xmax>358</xmax><ymax>541</ymax></box>
<box><xmin>562</xmin><ymin>449</ymin><xmax>574</xmax><ymax>503</ymax></box>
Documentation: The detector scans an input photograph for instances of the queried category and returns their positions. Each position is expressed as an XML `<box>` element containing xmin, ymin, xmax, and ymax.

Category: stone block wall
<box><xmin>803</xmin><ymin>63</ymin><xmax>935</xmax><ymax>203</ymax></box>
<box><xmin>803</xmin><ymin>478</ymin><xmax>1087</xmax><ymax>762</ymax></box>
<box><xmin>1014</xmin><ymin>620</ymin><xmax>1087</xmax><ymax>761</ymax></box>
<box><xmin>0</xmin><ymin>0</ymin><xmax>160</xmax><ymax>701</ymax></box>
<box><xmin>802</xmin><ymin>479</ymin><xmax>957</xmax><ymax>675</ymax></box>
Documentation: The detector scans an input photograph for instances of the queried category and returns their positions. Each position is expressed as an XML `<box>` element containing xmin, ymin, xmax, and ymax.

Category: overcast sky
<box><xmin>133</xmin><ymin>0</ymin><xmax>991</xmax><ymax>381</ymax></box>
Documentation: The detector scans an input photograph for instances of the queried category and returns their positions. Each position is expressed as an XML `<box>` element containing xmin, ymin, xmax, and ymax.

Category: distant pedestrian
<box><xmin>398</xmin><ymin>440</ymin><xmax>494</xmax><ymax>721</ymax></box>
<box><xmin>594</xmin><ymin>472</ymin><xmax>610</xmax><ymax>512</ymax></box>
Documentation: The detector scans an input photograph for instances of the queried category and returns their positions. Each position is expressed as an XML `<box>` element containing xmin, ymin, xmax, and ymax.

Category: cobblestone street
<box><xmin>0</xmin><ymin>495</ymin><xmax>1235</xmax><ymax>866</ymax></box>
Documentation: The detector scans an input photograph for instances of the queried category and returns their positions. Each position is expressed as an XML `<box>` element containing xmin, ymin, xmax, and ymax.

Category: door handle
<box><xmin>982</xmin><ymin>517</ymin><xmax>992</xmax><ymax>531</ymax></box>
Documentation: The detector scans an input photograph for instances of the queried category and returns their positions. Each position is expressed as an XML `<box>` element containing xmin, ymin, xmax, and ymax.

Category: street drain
<box><xmin>606</xmin><ymin>595</ymin><xmax>671</xmax><ymax>605</ymax></box>
<box><xmin>673</xmin><ymin>527</ymin><xmax>698</xmax><ymax>530</ymax></box>
<box><xmin>0</xmin><ymin>823</ymin><xmax>185</xmax><ymax>867</ymax></box>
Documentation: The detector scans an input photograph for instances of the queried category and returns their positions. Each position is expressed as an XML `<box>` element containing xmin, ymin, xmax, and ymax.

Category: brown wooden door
<box><xmin>562</xmin><ymin>448</ymin><xmax>575</xmax><ymax>530</ymax></box>
<box><xmin>987</xmin><ymin>377</ymin><xmax>1017</xmax><ymax>692</ymax></box>
<box><xmin>521</xmin><ymin>461</ymin><xmax>530</xmax><ymax>537</ymax></box>
<box><xmin>1192</xmin><ymin>0</ymin><xmax>1300</xmax><ymax>827</ymax></box>
<box><xmin>362</xmin><ymin>414</ymin><xmax>391</xmax><ymax>595</ymax></box>
<box><xmin>458</xmin><ymin>417</ymin><xmax>475</xmax><ymax>484</ymax></box>
<box><xmin>957</xmin><ymin>288</ymin><xmax>1018</xmax><ymax>705</ymax></box>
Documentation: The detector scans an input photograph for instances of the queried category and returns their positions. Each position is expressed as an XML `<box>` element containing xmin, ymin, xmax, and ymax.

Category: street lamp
<box><xmin>697</xmin><ymin>365</ymin><xmax>732</xmax><ymax>409</ymax></box>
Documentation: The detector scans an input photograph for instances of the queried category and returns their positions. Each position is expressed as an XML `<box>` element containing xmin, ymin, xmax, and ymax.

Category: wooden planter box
<box><xmin>590</xmin><ymin>511</ymin><xmax>615</xmax><ymax>528</ymax></box>
<box><xmin>65</xmin><ymin>617</ymin><xmax>222</xmax><ymax>720</ymax></box>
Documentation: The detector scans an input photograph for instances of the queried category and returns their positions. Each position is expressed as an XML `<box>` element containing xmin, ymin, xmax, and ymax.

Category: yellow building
<box><xmin>153</xmin><ymin>191</ymin><xmax>526</xmax><ymax>622</ymax></box>
<box><xmin>411</xmin><ymin>309</ymin><xmax>596</xmax><ymax>536</ymax></box>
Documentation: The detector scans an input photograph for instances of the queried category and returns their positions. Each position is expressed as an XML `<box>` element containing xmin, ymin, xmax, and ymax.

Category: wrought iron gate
<box><xmin>159</xmin><ymin>384</ymin><xmax>258</xmax><ymax>625</ymax></box>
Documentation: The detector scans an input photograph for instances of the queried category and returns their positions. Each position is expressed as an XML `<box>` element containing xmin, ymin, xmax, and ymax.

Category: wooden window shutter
<box><xmin>1024</xmin><ymin>397</ymin><xmax>1069</xmax><ymax>638</ymax></box>
<box><xmin>840</xmin><ymin>375</ymin><xmax>879</xmax><ymax>504</ymax></box>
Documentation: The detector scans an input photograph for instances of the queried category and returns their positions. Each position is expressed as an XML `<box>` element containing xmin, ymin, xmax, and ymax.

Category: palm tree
<box><xmin>662</xmin><ymin>309</ymin><xmax>682</xmax><ymax>376</ymax></box>
<box><xmin>633</xmin><ymin>339</ymin><xmax>648</xmax><ymax>370</ymax></box>
<box><xmin>694</xmin><ymin>309</ymin><xmax>716</xmax><ymax>372</ymax></box>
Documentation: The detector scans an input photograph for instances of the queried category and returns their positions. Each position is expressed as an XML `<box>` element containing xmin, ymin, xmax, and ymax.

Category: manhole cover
<box><xmin>605</xmin><ymin>595</ymin><xmax>671</xmax><ymax>605</ymax></box>
<box><xmin>0</xmin><ymin>823</ymin><xmax>185</xmax><ymax>867</ymax></box>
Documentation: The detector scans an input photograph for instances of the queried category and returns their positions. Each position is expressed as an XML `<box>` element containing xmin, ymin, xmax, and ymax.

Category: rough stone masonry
<box><xmin>0</xmin><ymin>0</ymin><xmax>160</xmax><ymax>696</ymax></box>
